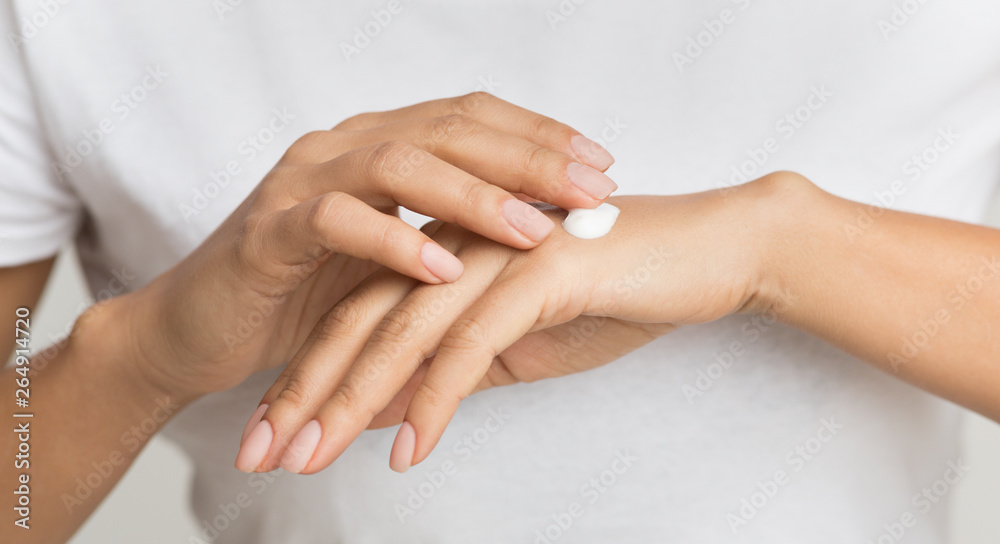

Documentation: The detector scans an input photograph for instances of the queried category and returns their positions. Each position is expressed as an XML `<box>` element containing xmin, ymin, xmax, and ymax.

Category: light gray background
<box><xmin>22</xmin><ymin>191</ymin><xmax>999</xmax><ymax>543</ymax></box>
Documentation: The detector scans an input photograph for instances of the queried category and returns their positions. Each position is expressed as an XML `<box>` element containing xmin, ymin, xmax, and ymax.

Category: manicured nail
<box><xmin>420</xmin><ymin>243</ymin><xmax>463</xmax><ymax>282</ymax></box>
<box><xmin>570</xmin><ymin>134</ymin><xmax>615</xmax><ymax>171</ymax></box>
<box><xmin>389</xmin><ymin>421</ymin><xmax>416</xmax><ymax>473</ymax></box>
<box><xmin>280</xmin><ymin>420</ymin><xmax>322</xmax><ymax>474</ymax></box>
<box><xmin>235</xmin><ymin>419</ymin><xmax>273</xmax><ymax>473</ymax></box>
<box><xmin>241</xmin><ymin>404</ymin><xmax>268</xmax><ymax>446</ymax></box>
<box><xmin>567</xmin><ymin>162</ymin><xmax>618</xmax><ymax>200</ymax></box>
<box><xmin>502</xmin><ymin>199</ymin><xmax>555</xmax><ymax>242</ymax></box>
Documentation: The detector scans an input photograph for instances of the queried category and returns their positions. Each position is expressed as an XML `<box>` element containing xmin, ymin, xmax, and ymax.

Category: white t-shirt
<box><xmin>3</xmin><ymin>1</ymin><xmax>999</xmax><ymax>542</ymax></box>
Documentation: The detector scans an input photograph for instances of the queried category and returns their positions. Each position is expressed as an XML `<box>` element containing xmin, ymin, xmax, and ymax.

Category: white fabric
<box><xmin>2</xmin><ymin>0</ymin><xmax>999</xmax><ymax>542</ymax></box>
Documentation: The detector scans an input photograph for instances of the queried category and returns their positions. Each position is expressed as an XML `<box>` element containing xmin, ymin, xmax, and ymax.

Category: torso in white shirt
<box><xmin>2</xmin><ymin>1</ymin><xmax>999</xmax><ymax>542</ymax></box>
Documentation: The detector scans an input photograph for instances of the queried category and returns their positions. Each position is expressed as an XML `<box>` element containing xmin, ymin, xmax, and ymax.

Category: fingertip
<box><xmin>420</xmin><ymin>242</ymin><xmax>464</xmax><ymax>283</ymax></box>
<box><xmin>570</xmin><ymin>134</ymin><xmax>615</xmax><ymax>171</ymax></box>
<box><xmin>409</xmin><ymin>422</ymin><xmax>446</xmax><ymax>468</ymax></box>
<box><xmin>241</xmin><ymin>403</ymin><xmax>269</xmax><ymax>446</ymax></box>
<box><xmin>502</xmin><ymin>198</ymin><xmax>555</xmax><ymax>244</ymax></box>
<box><xmin>404</xmin><ymin>400</ymin><xmax>458</xmax><ymax>468</ymax></box>
<box><xmin>566</xmin><ymin>162</ymin><xmax>617</xmax><ymax>202</ymax></box>
<box><xmin>389</xmin><ymin>421</ymin><xmax>417</xmax><ymax>473</ymax></box>
<box><xmin>235</xmin><ymin>419</ymin><xmax>273</xmax><ymax>473</ymax></box>
<box><xmin>410</xmin><ymin>442</ymin><xmax>433</xmax><ymax>468</ymax></box>
<box><xmin>280</xmin><ymin>420</ymin><xmax>323</xmax><ymax>474</ymax></box>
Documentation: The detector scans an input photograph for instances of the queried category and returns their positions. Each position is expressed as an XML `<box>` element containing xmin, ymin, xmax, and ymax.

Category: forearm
<box><xmin>757</xmin><ymin>175</ymin><xmax>1000</xmax><ymax>420</ymax></box>
<box><xmin>1</xmin><ymin>295</ymin><xmax>190</xmax><ymax>543</ymax></box>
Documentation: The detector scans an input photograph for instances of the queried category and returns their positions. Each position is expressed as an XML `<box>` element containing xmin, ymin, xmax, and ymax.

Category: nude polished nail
<box><xmin>567</xmin><ymin>162</ymin><xmax>618</xmax><ymax>200</ymax></box>
<box><xmin>389</xmin><ymin>421</ymin><xmax>416</xmax><ymax>473</ymax></box>
<box><xmin>241</xmin><ymin>404</ymin><xmax>268</xmax><ymax>446</ymax></box>
<box><xmin>421</xmin><ymin>243</ymin><xmax>464</xmax><ymax>283</ymax></box>
<box><xmin>502</xmin><ymin>198</ymin><xmax>555</xmax><ymax>242</ymax></box>
<box><xmin>280</xmin><ymin>420</ymin><xmax>322</xmax><ymax>474</ymax></box>
<box><xmin>235</xmin><ymin>419</ymin><xmax>273</xmax><ymax>473</ymax></box>
<box><xmin>570</xmin><ymin>134</ymin><xmax>615</xmax><ymax>171</ymax></box>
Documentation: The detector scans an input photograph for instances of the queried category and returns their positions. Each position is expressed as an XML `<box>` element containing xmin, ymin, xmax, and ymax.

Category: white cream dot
<box><xmin>561</xmin><ymin>203</ymin><xmax>620</xmax><ymax>239</ymax></box>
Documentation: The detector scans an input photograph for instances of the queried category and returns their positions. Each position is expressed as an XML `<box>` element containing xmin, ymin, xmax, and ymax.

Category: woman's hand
<box><xmin>120</xmin><ymin>93</ymin><xmax>619</xmax><ymax>403</ymax></box>
<box><xmin>240</xmin><ymin>175</ymin><xmax>796</xmax><ymax>474</ymax></box>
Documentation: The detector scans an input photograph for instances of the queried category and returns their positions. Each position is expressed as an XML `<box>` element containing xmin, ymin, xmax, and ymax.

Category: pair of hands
<box><xmin>129</xmin><ymin>92</ymin><xmax>617</xmax><ymax>400</ymax></box>
<box><xmin>117</xmin><ymin>92</ymin><xmax>784</xmax><ymax>476</ymax></box>
<box><xmin>236</xmin><ymin>191</ymin><xmax>776</xmax><ymax>474</ymax></box>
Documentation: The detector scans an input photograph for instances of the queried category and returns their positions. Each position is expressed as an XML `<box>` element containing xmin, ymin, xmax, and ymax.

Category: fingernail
<box><xmin>420</xmin><ymin>243</ymin><xmax>463</xmax><ymax>283</ymax></box>
<box><xmin>235</xmin><ymin>419</ymin><xmax>273</xmax><ymax>473</ymax></box>
<box><xmin>280</xmin><ymin>420</ymin><xmax>322</xmax><ymax>474</ymax></box>
<box><xmin>570</xmin><ymin>134</ymin><xmax>615</xmax><ymax>171</ymax></box>
<box><xmin>240</xmin><ymin>404</ymin><xmax>268</xmax><ymax>446</ymax></box>
<box><xmin>389</xmin><ymin>421</ymin><xmax>416</xmax><ymax>473</ymax></box>
<box><xmin>502</xmin><ymin>199</ymin><xmax>555</xmax><ymax>242</ymax></box>
<box><xmin>567</xmin><ymin>162</ymin><xmax>618</xmax><ymax>200</ymax></box>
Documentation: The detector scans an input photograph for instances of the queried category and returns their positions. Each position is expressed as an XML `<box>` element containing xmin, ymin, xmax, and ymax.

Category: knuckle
<box><xmin>374</xmin><ymin>307</ymin><xmax>425</xmax><ymax>345</ymax></box>
<box><xmin>417</xmin><ymin>379</ymin><xmax>464</xmax><ymax>410</ymax></box>
<box><xmin>234</xmin><ymin>214</ymin><xmax>268</xmax><ymax>267</ymax></box>
<box><xmin>515</xmin><ymin>146</ymin><xmax>564</xmax><ymax>202</ymax></box>
<box><xmin>287</xmin><ymin>130</ymin><xmax>334</xmax><ymax>160</ymax></box>
<box><xmin>482</xmin><ymin>356</ymin><xmax>518</xmax><ymax>388</ymax></box>
<box><xmin>517</xmin><ymin>144</ymin><xmax>551</xmax><ymax>174</ymax></box>
<box><xmin>319</xmin><ymin>300</ymin><xmax>368</xmax><ymax>338</ymax></box>
<box><xmin>452</xmin><ymin>91</ymin><xmax>492</xmax><ymax>116</ymax></box>
<box><xmin>428</xmin><ymin>114</ymin><xmax>472</xmax><ymax>142</ymax></box>
<box><xmin>255</xmin><ymin>168</ymin><xmax>292</xmax><ymax>201</ymax></box>
<box><xmin>329</xmin><ymin>384</ymin><xmax>378</xmax><ymax>421</ymax></box>
<box><xmin>260</xmin><ymin>377</ymin><xmax>290</xmax><ymax>405</ymax></box>
<box><xmin>455</xmin><ymin>178</ymin><xmax>488</xmax><ymax>214</ymax></box>
<box><xmin>373</xmin><ymin>219</ymin><xmax>404</xmax><ymax>255</ymax></box>
<box><xmin>334</xmin><ymin>112</ymin><xmax>375</xmax><ymax>131</ymax></box>
<box><xmin>529</xmin><ymin>115</ymin><xmax>570</xmax><ymax>142</ymax></box>
<box><xmin>261</xmin><ymin>159</ymin><xmax>300</xmax><ymax>184</ymax></box>
<box><xmin>327</xmin><ymin>385</ymin><xmax>356</xmax><ymax>413</ymax></box>
<box><xmin>294</xmin><ymin>130</ymin><xmax>331</xmax><ymax>147</ymax></box>
<box><xmin>275</xmin><ymin>378</ymin><xmax>312</xmax><ymax>411</ymax></box>
<box><xmin>440</xmin><ymin>318</ymin><xmax>492</xmax><ymax>355</ymax></box>
<box><xmin>307</xmin><ymin>191</ymin><xmax>350</xmax><ymax>238</ymax></box>
<box><xmin>365</xmin><ymin>140</ymin><xmax>418</xmax><ymax>182</ymax></box>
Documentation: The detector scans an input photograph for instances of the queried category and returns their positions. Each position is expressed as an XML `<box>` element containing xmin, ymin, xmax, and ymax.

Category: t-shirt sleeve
<box><xmin>0</xmin><ymin>9</ymin><xmax>83</xmax><ymax>267</ymax></box>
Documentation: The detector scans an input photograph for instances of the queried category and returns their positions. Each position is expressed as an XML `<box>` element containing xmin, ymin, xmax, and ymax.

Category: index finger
<box><xmin>394</xmin><ymin>278</ymin><xmax>542</xmax><ymax>471</ymax></box>
<box><xmin>334</xmin><ymin>92</ymin><xmax>616</xmax><ymax>172</ymax></box>
<box><xmin>284</xmin><ymin>254</ymin><xmax>504</xmax><ymax>474</ymax></box>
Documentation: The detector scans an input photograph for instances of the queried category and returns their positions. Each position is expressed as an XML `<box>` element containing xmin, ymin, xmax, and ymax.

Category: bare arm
<box><xmin>0</xmin><ymin>258</ymin><xmax>53</xmax><ymax>359</ymax></box>
<box><xmin>757</xmin><ymin>174</ymin><xmax>1000</xmax><ymax>421</ymax></box>
<box><xmin>1</xmin><ymin>260</ymin><xmax>183</xmax><ymax>543</ymax></box>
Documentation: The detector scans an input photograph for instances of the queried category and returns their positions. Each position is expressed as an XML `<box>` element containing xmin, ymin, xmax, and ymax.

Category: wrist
<box><xmin>70</xmin><ymin>284</ymin><xmax>201</xmax><ymax>408</ymax></box>
<box><xmin>739</xmin><ymin>171</ymin><xmax>827</xmax><ymax>316</ymax></box>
